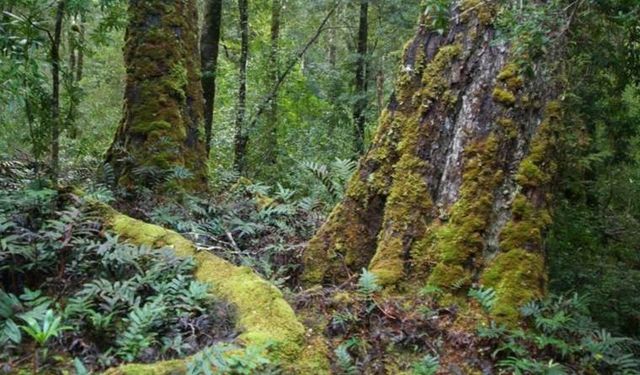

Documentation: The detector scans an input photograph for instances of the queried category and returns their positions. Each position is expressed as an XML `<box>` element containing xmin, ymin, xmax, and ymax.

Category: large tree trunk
<box><xmin>303</xmin><ymin>1</ymin><xmax>563</xmax><ymax>325</ymax></box>
<box><xmin>105</xmin><ymin>0</ymin><xmax>207</xmax><ymax>193</ymax></box>
<box><xmin>201</xmin><ymin>0</ymin><xmax>223</xmax><ymax>157</ymax></box>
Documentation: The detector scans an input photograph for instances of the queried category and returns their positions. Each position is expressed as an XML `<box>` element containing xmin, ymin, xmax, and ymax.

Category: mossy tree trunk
<box><xmin>303</xmin><ymin>0</ymin><xmax>564</xmax><ymax>325</ymax></box>
<box><xmin>105</xmin><ymin>0</ymin><xmax>207</xmax><ymax>193</ymax></box>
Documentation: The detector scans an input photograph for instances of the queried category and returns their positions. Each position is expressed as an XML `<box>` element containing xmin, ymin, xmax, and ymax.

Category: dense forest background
<box><xmin>1</xmin><ymin>0</ymin><xmax>640</xmax><ymax>374</ymax></box>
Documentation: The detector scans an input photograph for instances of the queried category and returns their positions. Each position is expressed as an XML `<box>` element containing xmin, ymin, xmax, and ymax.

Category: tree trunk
<box><xmin>105</xmin><ymin>0</ymin><xmax>207</xmax><ymax>193</ymax></box>
<box><xmin>75</xmin><ymin>15</ymin><xmax>84</xmax><ymax>82</ymax></box>
<box><xmin>264</xmin><ymin>0</ymin><xmax>281</xmax><ymax>166</ymax></box>
<box><xmin>201</xmin><ymin>0</ymin><xmax>223</xmax><ymax>157</ymax></box>
<box><xmin>50</xmin><ymin>0</ymin><xmax>65</xmax><ymax>181</ymax></box>
<box><xmin>352</xmin><ymin>0</ymin><xmax>368</xmax><ymax>155</ymax></box>
<box><xmin>66</xmin><ymin>13</ymin><xmax>82</xmax><ymax>139</ymax></box>
<box><xmin>303</xmin><ymin>1</ymin><xmax>563</xmax><ymax>325</ymax></box>
<box><xmin>234</xmin><ymin>0</ymin><xmax>249</xmax><ymax>173</ymax></box>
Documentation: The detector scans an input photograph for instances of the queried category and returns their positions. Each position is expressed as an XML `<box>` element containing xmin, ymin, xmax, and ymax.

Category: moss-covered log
<box><xmin>303</xmin><ymin>0</ymin><xmax>563</xmax><ymax>325</ymax></box>
<box><xmin>105</xmin><ymin>0</ymin><xmax>207</xmax><ymax>193</ymax></box>
<box><xmin>93</xmin><ymin>204</ymin><xmax>329</xmax><ymax>374</ymax></box>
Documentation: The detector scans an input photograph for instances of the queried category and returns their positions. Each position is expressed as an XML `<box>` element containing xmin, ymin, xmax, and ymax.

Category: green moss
<box><xmin>105</xmin><ymin>0</ymin><xmax>207</xmax><ymax>194</ymax></box>
<box><xmin>93</xmin><ymin>203</ymin><xmax>316</xmax><ymax>372</ymax></box>
<box><xmin>425</xmin><ymin>135</ymin><xmax>503</xmax><ymax>291</ymax></box>
<box><xmin>130</xmin><ymin>120</ymin><xmax>172</xmax><ymax>135</ymax></box>
<box><xmin>102</xmin><ymin>360</ymin><xmax>186</xmax><ymax>375</ymax></box>
<box><xmin>497</xmin><ymin>63</ymin><xmax>524</xmax><ymax>91</ymax></box>
<box><xmin>168</xmin><ymin>63</ymin><xmax>188</xmax><ymax>98</ymax></box>
<box><xmin>492</xmin><ymin>87</ymin><xmax>516</xmax><ymax>106</ymax></box>
<box><xmin>516</xmin><ymin>159</ymin><xmax>550</xmax><ymax>188</ymax></box>
<box><xmin>481</xmin><ymin>249</ymin><xmax>545</xmax><ymax>325</ymax></box>
<box><xmin>481</xmin><ymin>101</ymin><xmax>563</xmax><ymax>325</ymax></box>
<box><xmin>497</xmin><ymin>117</ymin><xmax>518</xmax><ymax>139</ymax></box>
<box><xmin>428</xmin><ymin>263</ymin><xmax>471</xmax><ymax>290</ymax></box>
<box><xmin>291</xmin><ymin>335</ymin><xmax>330</xmax><ymax>374</ymax></box>
<box><xmin>461</xmin><ymin>0</ymin><xmax>496</xmax><ymax>25</ymax></box>
<box><xmin>418</xmin><ymin>44</ymin><xmax>462</xmax><ymax>103</ymax></box>
<box><xmin>302</xmin><ymin>200</ymin><xmax>375</xmax><ymax>285</ymax></box>
<box><xmin>514</xmin><ymin>102</ymin><xmax>561</xmax><ymax>188</ymax></box>
<box><xmin>368</xmin><ymin>138</ymin><xmax>432</xmax><ymax>286</ymax></box>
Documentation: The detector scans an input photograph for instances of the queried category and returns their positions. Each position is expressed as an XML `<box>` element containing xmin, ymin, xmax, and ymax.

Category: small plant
<box><xmin>187</xmin><ymin>342</ymin><xmax>273</xmax><ymax>375</ymax></box>
<box><xmin>483</xmin><ymin>294</ymin><xmax>640</xmax><ymax>375</ymax></box>
<box><xmin>424</xmin><ymin>0</ymin><xmax>451</xmax><ymax>34</ymax></box>
<box><xmin>412</xmin><ymin>354</ymin><xmax>440</xmax><ymax>375</ymax></box>
<box><xmin>334</xmin><ymin>342</ymin><xmax>357</xmax><ymax>375</ymax></box>
<box><xmin>468</xmin><ymin>286</ymin><xmax>496</xmax><ymax>311</ymax></box>
<box><xmin>357</xmin><ymin>268</ymin><xmax>381</xmax><ymax>297</ymax></box>
<box><xmin>498</xmin><ymin>357</ymin><xmax>567</xmax><ymax>375</ymax></box>
<box><xmin>20</xmin><ymin>309</ymin><xmax>68</xmax><ymax>346</ymax></box>
<box><xmin>20</xmin><ymin>309</ymin><xmax>70</xmax><ymax>372</ymax></box>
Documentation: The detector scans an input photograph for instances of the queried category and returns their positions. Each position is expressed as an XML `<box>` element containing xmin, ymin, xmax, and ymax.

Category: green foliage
<box><xmin>19</xmin><ymin>309</ymin><xmax>69</xmax><ymax>346</ymax></box>
<box><xmin>0</xmin><ymin>288</ymin><xmax>53</xmax><ymax>348</ymax></box>
<box><xmin>423</xmin><ymin>0</ymin><xmax>451</xmax><ymax>34</ymax></box>
<box><xmin>357</xmin><ymin>268</ymin><xmax>381</xmax><ymax>297</ymax></box>
<box><xmin>0</xmin><ymin>179</ymin><xmax>234</xmax><ymax>372</ymax></box>
<box><xmin>146</xmin><ymin>179</ymin><xmax>327</xmax><ymax>290</ymax></box>
<box><xmin>187</xmin><ymin>342</ymin><xmax>274</xmax><ymax>375</ymax></box>
<box><xmin>468</xmin><ymin>286</ymin><xmax>496</xmax><ymax>311</ymax></box>
<box><xmin>411</xmin><ymin>354</ymin><xmax>439</xmax><ymax>375</ymax></box>
<box><xmin>498</xmin><ymin>357</ymin><xmax>567</xmax><ymax>375</ymax></box>
<box><xmin>481</xmin><ymin>294</ymin><xmax>640</xmax><ymax>375</ymax></box>
<box><xmin>301</xmin><ymin>158</ymin><xmax>356</xmax><ymax>203</ymax></box>
<box><xmin>495</xmin><ymin>1</ymin><xmax>564</xmax><ymax>67</ymax></box>
<box><xmin>334</xmin><ymin>342</ymin><xmax>357</xmax><ymax>375</ymax></box>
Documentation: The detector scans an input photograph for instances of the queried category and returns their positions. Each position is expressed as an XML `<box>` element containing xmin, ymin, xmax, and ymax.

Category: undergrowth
<box><xmin>0</xmin><ymin>167</ymin><xmax>235</xmax><ymax>373</ymax></box>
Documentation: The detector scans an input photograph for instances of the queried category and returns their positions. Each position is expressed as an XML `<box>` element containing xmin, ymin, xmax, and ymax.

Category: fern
<box><xmin>498</xmin><ymin>357</ymin><xmax>568</xmax><ymax>375</ymax></box>
<box><xmin>468</xmin><ymin>286</ymin><xmax>496</xmax><ymax>311</ymax></box>
<box><xmin>301</xmin><ymin>158</ymin><xmax>355</xmax><ymax>202</ymax></box>
<box><xmin>334</xmin><ymin>342</ymin><xmax>357</xmax><ymax>375</ymax></box>
<box><xmin>187</xmin><ymin>342</ymin><xmax>273</xmax><ymax>375</ymax></box>
<box><xmin>116</xmin><ymin>301</ymin><xmax>166</xmax><ymax>361</ymax></box>
<box><xmin>357</xmin><ymin>268</ymin><xmax>381</xmax><ymax>297</ymax></box>
<box><xmin>412</xmin><ymin>354</ymin><xmax>440</xmax><ymax>375</ymax></box>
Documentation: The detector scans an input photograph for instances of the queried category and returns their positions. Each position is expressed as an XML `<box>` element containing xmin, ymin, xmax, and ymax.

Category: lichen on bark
<box><xmin>105</xmin><ymin>0</ymin><xmax>207</xmax><ymax>194</ymax></box>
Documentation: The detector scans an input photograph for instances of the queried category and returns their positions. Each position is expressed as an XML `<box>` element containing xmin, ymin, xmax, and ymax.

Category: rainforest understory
<box><xmin>1</xmin><ymin>0</ymin><xmax>640</xmax><ymax>374</ymax></box>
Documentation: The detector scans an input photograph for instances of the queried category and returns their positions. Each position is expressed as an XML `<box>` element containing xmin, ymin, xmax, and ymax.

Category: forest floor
<box><xmin>1</xmin><ymin>158</ymin><xmax>639</xmax><ymax>374</ymax></box>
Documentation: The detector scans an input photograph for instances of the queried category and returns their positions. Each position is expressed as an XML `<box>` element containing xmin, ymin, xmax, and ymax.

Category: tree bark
<box><xmin>66</xmin><ymin>13</ymin><xmax>82</xmax><ymax>139</ymax></box>
<box><xmin>105</xmin><ymin>0</ymin><xmax>207</xmax><ymax>193</ymax></box>
<box><xmin>75</xmin><ymin>15</ymin><xmax>84</xmax><ymax>82</ymax></box>
<box><xmin>200</xmin><ymin>0</ymin><xmax>223</xmax><ymax>157</ymax></box>
<box><xmin>352</xmin><ymin>0</ymin><xmax>368</xmax><ymax>155</ymax></box>
<box><xmin>303</xmin><ymin>1</ymin><xmax>563</xmax><ymax>325</ymax></box>
<box><xmin>50</xmin><ymin>0</ymin><xmax>65</xmax><ymax>180</ymax></box>
<box><xmin>233</xmin><ymin>0</ymin><xmax>249</xmax><ymax>173</ymax></box>
<box><xmin>264</xmin><ymin>0</ymin><xmax>281</xmax><ymax>166</ymax></box>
